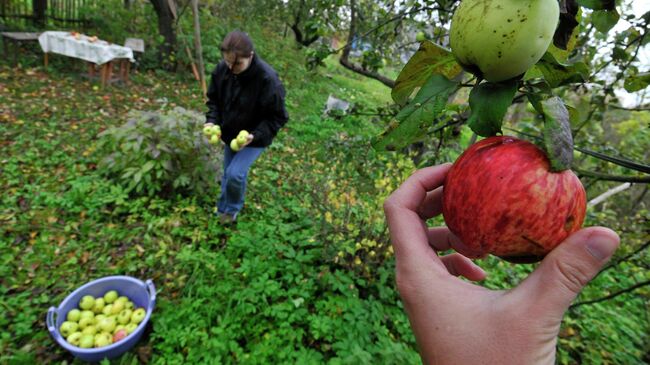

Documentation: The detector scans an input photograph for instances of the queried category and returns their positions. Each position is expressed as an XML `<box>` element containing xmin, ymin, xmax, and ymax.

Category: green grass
<box><xmin>1</xmin><ymin>23</ymin><xmax>648</xmax><ymax>364</ymax></box>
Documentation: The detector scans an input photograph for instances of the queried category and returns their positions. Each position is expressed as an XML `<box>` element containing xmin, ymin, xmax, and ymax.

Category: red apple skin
<box><xmin>113</xmin><ymin>329</ymin><xmax>128</xmax><ymax>343</ymax></box>
<box><xmin>442</xmin><ymin>136</ymin><xmax>586</xmax><ymax>263</ymax></box>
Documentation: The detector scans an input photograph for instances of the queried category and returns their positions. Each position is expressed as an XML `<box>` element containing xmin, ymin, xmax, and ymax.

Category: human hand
<box><xmin>240</xmin><ymin>133</ymin><xmax>254</xmax><ymax>147</ymax></box>
<box><xmin>383</xmin><ymin>164</ymin><xmax>620</xmax><ymax>365</ymax></box>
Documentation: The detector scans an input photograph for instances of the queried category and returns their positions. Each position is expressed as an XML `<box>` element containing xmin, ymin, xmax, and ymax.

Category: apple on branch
<box><xmin>442</xmin><ymin>136</ymin><xmax>586</xmax><ymax>263</ymax></box>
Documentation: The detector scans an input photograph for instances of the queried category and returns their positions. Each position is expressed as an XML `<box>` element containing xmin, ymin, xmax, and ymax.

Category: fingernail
<box><xmin>586</xmin><ymin>233</ymin><xmax>618</xmax><ymax>261</ymax></box>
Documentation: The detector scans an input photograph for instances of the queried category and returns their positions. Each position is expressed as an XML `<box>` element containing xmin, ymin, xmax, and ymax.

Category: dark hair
<box><xmin>220</xmin><ymin>31</ymin><xmax>254</xmax><ymax>57</ymax></box>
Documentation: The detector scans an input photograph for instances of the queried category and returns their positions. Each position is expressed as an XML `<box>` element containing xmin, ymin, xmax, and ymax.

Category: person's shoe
<box><xmin>219</xmin><ymin>213</ymin><xmax>236</xmax><ymax>225</ymax></box>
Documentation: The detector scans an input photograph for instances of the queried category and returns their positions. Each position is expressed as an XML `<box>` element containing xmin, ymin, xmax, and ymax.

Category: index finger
<box><xmin>383</xmin><ymin>164</ymin><xmax>451</xmax><ymax>262</ymax></box>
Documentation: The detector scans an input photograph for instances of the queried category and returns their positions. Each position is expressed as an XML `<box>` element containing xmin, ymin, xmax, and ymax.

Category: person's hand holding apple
<box><xmin>383</xmin><ymin>164</ymin><xmax>620</xmax><ymax>364</ymax></box>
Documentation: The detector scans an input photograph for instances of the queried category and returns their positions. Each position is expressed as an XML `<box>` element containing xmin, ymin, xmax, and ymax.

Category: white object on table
<box><xmin>38</xmin><ymin>31</ymin><xmax>134</xmax><ymax>65</ymax></box>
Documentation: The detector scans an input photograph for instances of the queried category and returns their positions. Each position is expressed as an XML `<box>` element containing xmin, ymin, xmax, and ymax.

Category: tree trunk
<box><xmin>339</xmin><ymin>0</ymin><xmax>395</xmax><ymax>88</ymax></box>
<box><xmin>32</xmin><ymin>0</ymin><xmax>47</xmax><ymax>27</ymax></box>
<box><xmin>288</xmin><ymin>0</ymin><xmax>319</xmax><ymax>47</ymax></box>
<box><xmin>191</xmin><ymin>0</ymin><xmax>206</xmax><ymax>96</ymax></box>
<box><xmin>149</xmin><ymin>0</ymin><xmax>177</xmax><ymax>70</ymax></box>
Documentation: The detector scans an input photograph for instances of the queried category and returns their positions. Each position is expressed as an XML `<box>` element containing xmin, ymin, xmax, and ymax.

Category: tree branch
<box><xmin>570</xmin><ymin>279</ymin><xmax>650</xmax><ymax>310</ymax></box>
<box><xmin>594</xmin><ymin>240</ymin><xmax>650</xmax><ymax>280</ymax></box>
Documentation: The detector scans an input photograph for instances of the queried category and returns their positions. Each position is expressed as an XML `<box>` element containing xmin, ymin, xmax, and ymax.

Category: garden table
<box><xmin>1</xmin><ymin>32</ymin><xmax>41</xmax><ymax>65</ymax></box>
<box><xmin>38</xmin><ymin>31</ymin><xmax>135</xmax><ymax>87</ymax></box>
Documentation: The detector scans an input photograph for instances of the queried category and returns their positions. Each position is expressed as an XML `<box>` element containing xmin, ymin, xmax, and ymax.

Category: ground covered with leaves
<box><xmin>1</xmin><ymin>46</ymin><xmax>648</xmax><ymax>364</ymax></box>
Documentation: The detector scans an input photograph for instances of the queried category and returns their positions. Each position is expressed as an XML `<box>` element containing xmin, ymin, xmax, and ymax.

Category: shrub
<box><xmin>96</xmin><ymin>107</ymin><xmax>222</xmax><ymax>198</ymax></box>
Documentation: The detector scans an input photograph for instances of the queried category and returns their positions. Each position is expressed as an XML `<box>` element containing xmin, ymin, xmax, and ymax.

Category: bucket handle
<box><xmin>46</xmin><ymin>307</ymin><xmax>62</xmax><ymax>341</ymax></box>
<box><xmin>146</xmin><ymin>279</ymin><xmax>156</xmax><ymax>308</ymax></box>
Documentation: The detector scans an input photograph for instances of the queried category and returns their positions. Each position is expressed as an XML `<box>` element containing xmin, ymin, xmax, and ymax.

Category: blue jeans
<box><xmin>217</xmin><ymin>145</ymin><xmax>265</xmax><ymax>217</ymax></box>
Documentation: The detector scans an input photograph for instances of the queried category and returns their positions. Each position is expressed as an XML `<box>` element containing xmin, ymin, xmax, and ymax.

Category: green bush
<box><xmin>96</xmin><ymin>107</ymin><xmax>222</xmax><ymax>198</ymax></box>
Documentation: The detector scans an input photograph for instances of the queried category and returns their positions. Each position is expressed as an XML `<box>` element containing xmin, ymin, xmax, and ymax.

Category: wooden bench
<box><xmin>1</xmin><ymin>32</ymin><xmax>42</xmax><ymax>64</ymax></box>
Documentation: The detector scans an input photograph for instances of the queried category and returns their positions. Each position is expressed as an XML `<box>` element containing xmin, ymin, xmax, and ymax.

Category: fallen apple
<box><xmin>442</xmin><ymin>136</ymin><xmax>586</xmax><ymax>263</ymax></box>
<box><xmin>449</xmin><ymin>0</ymin><xmax>559</xmax><ymax>82</ymax></box>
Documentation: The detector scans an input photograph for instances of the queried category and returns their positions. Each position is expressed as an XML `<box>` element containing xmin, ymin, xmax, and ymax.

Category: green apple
<box><xmin>66</xmin><ymin>309</ymin><xmax>81</xmax><ymax>322</ymax></box>
<box><xmin>125</xmin><ymin>323</ymin><xmax>138</xmax><ymax>334</ymax></box>
<box><xmin>130</xmin><ymin>308</ymin><xmax>146</xmax><ymax>324</ymax></box>
<box><xmin>449</xmin><ymin>0</ymin><xmax>559</xmax><ymax>82</ymax></box>
<box><xmin>112</xmin><ymin>329</ymin><xmax>128</xmax><ymax>343</ymax></box>
<box><xmin>79</xmin><ymin>295</ymin><xmax>95</xmax><ymax>310</ymax></box>
<box><xmin>92</xmin><ymin>298</ymin><xmax>105</xmax><ymax>314</ymax></box>
<box><xmin>98</xmin><ymin>317</ymin><xmax>117</xmax><ymax>333</ymax></box>
<box><xmin>416</xmin><ymin>31</ymin><xmax>426</xmax><ymax>42</ymax></box>
<box><xmin>80</xmin><ymin>310</ymin><xmax>94</xmax><ymax>321</ymax></box>
<box><xmin>103</xmin><ymin>290</ymin><xmax>118</xmax><ymax>304</ymax></box>
<box><xmin>117</xmin><ymin>309</ymin><xmax>132</xmax><ymax>325</ymax></box>
<box><xmin>66</xmin><ymin>332</ymin><xmax>83</xmax><ymax>347</ymax></box>
<box><xmin>124</xmin><ymin>301</ymin><xmax>134</xmax><ymax>311</ymax></box>
<box><xmin>79</xmin><ymin>334</ymin><xmax>94</xmax><ymax>348</ymax></box>
<box><xmin>230</xmin><ymin>139</ymin><xmax>241</xmax><ymax>152</ymax></box>
<box><xmin>115</xmin><ymin>296</ymin><xmax>129</xmax><ymax>305</ymax></box>
<box><xmin>78</xmin><ymin>317</ymin><xmax>94</xmax><ymax>330</ymax></box>
<box><xmin>210</xmin><ymin>134</ymin><xmax>220</xmax><ymax>145</ymax></box>
<box><xmin>203</xmin><ymin>125</ymin><xmax>213</xmax><ymax>135</ymax></box>
<box><xmin>102</xmin><ymin>304</ymin><xmax>113</xmax><ymax>316</ymax></box>
<box><xmin>114</xmin><ymin>324</ymin><xmax>127</xmax><ymax>334</ymax></box>
<box><xmin>236</xmin><ymin>135</ymin><xmax>248</xmax><ymax>145</ymax></box>
<box><xmin>94</xmin><ymin>314</ymin><xmax>106</xmax><ymax>323</ymax></box>
<box><xmin>81</xmin><ymin>325</ymin><xmax>97</xmax><ymax>336</ymax></box>
<box><xmin>60</xmin><ymin>321</ymin><xmax>79</xmax><ymax>337</ymax></box>
<box><xmin>111</xmin><ymin>301</ymin><xmax>125</xmax><ymax>315</ymax></box>
<box><xmin>94</xmin><ymin>332</ymin><xmax>112</xmax><ymax>348</ymax></box>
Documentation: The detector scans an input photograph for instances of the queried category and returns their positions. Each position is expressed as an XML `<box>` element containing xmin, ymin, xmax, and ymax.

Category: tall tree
<box><xmin>149</xmin><ymin>0</ymin><xmax>178</xmax><ymax>69</ymax></box>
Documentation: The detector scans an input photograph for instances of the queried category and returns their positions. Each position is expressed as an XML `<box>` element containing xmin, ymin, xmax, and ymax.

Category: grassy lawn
<box><xmin>1</xmin><ymin>34</ymin><xmax>648</xmax><ymax>364</ymax></box>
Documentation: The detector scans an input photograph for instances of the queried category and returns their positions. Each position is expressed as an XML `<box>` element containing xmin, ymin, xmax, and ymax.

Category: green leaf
<box><xmin>623</xmin><ymin>72</ymin><xmax>650</xmax><ymax>93</ymax></box>
<box><xmin>374</xmin><ymin>74</ymin><xmax>458</xmax><ymax>151</ymax></box>
<box><xmin>466</xmin><ymin>80</ymin><xmax>518</xmax><ymax>137</ymax></box>
<box><xmin>541</xmin><ymin>97</ymin><xmax>574</xmax><ymax>171</ymax></box>
<box><xmin>592</xmin><ymin>9</ymin><xmax>620</xmax><ymax>33</ymax></box>
<box><xmin>576</xmin><ymin>0</ymin><xmax>615</xmax><ymax>10</ymax></box>
<box><xmin>391</xmin><ymin>41</ymin><xmax>462</xmax><ymax>105</ymax></box>
<box><xmin>554</xmin><ymin>0</ymin><xmax>581</xmax><ymax>51</ymax></box>
<box><xmin>525</xmin><ymin>52</ymin><xmax>589</xmax><ymax>88</ymax></box>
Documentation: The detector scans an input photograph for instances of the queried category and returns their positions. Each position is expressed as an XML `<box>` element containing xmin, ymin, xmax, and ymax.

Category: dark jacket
<box><xmin>205</xmin><ymin>55</ymin><xmax>288</xmax><ymax>148</ymax></box>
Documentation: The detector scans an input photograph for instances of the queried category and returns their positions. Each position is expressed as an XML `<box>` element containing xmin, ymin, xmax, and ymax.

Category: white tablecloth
<box><xmin>38</xmin><ymin>31</ymin><xmax>134</xmax><ymax>65</ymax></box>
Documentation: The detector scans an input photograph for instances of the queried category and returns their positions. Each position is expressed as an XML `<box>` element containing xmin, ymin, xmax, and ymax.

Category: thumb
<box><xmin>514</xmin><ymin>227</ymin><xmax>620</xmax><ymax>319</ymax></box>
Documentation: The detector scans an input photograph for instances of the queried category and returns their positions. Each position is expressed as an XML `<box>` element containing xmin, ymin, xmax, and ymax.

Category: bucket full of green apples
<box><xmin>46</xmin><ymin>276</ymin><xmax>156</xmax><ymax>362</ymax></box>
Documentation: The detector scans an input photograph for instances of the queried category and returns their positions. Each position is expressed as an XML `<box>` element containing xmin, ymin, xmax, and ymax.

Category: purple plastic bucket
<box><xmin>46</xmin><ymin>276</ymin><xmax>156</xmax><ymax>362</ymax></box>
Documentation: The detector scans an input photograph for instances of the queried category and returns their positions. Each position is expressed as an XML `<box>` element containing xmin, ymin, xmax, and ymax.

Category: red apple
<box><xmin>113</xmin><ymin>329</ymin><xmax>128</xmax><ymax>343</ymax></box>
<box><xmin>442</xmin><ymin>136</ymin><xmax>586</xmax><ymax>263</ymax></box>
